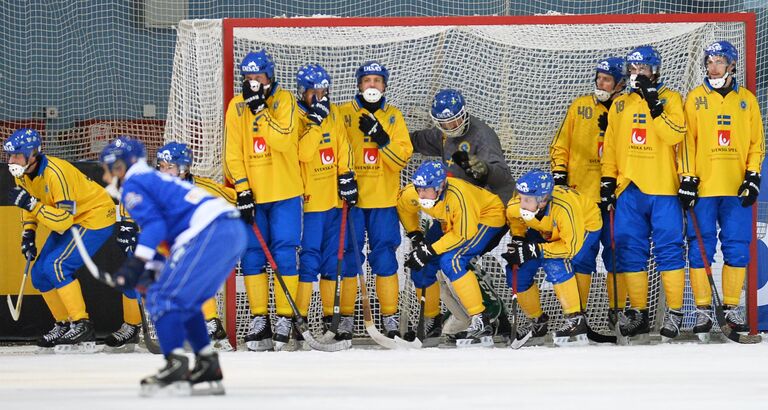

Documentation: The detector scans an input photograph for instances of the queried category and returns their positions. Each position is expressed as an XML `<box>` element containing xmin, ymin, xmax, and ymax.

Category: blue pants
<box><xmin>411</xmin><ymin>225</ymin><xmax>505</xmax><ymax>288</ymax></box>
<box><xmin>31</xmin><ymin>225</ymin><xmax>112</xmax><ymax>292</ymax></box>
<box><xmin>687</xmin><ymin>196</ymin><xmax>751</xmax><ymax>268</ymax></box>
<box><xmin>300</xmin><ymin>208</ymin><xmax>352</xmax><ymax>281</ymax></box>
<box><xmin>506</xmin><ymin>256</ymin><xmax>574</xmax><ymax>292</ymax></box>
<box><xmin>571</xmin><ymin>209</ymin><xmax>615</xmax><ymax>274</ymax></box>
<box><xmin>241</xmin><ymin>196</ymin><xmax>302</xmax><ymax>276</ymax></box>
<box><xmin>344</xmin><ymin>207</ymin><xmax>401</xmax><ymax>276</ymax></box>
<box><xmin>614</xmin><ymin>183</ymin><xmax>684</xmax><ymax>272</ymax></box>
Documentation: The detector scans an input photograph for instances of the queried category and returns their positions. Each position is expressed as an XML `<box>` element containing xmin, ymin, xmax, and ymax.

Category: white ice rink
<box><xmin>2</xmin><ymin>340</ymin><xmax>767</xmax><ymax>410</ymax></box>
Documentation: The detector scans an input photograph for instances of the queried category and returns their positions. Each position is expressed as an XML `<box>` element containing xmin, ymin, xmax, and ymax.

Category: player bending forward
<box><xmin>100</xmin><ymin>137</ymin><xmax>246</xmax><ymax>396</ymax></box>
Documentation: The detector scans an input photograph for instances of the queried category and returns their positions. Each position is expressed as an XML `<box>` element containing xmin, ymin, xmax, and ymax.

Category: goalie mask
<box><xmin>704</xmin><ymin>41</ymin><xmax>738</xmax><ymax>89</ymax></box>
<box><xmin>412</xmin><ymin>160</ymin><xmax>447</xmax><ymax>209</ymax></box>
<box><xmin>626</xmin><ymin>45</ymin><xmax>661</xmax><ymax>90</ymax></box>
<box><xmin>4</xmin><ymin>128</ymin><xmax>42</xmax><ymax>177</ymax></box>
<box><xmin>594</xmin><ymin>57</ymin><xmax>626</xmax><ymax>102</ymax></box>
<box><xmin>515</xmin><ymin>169</ymin><xmax>553</xmax><ymax>221</ymax></box>
<box><xmin>156</xmin><ymin>141</ymin><xmax>193</xmax><ymax>178</ymax></box>
<box><xmin>430</xmin><ymin>89</ymin><xmax>470</xmax><ymax>138</ymax></box>
<box><xmin>356</xmin><ymin>60</ymin><xmax>389</xmax><ymax>103</ymax></box>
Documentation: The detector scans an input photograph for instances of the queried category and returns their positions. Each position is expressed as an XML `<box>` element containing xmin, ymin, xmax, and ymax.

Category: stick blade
<box><xmin>721</xmin><ymin>325</ymin><xmax>762</xmax><ymax>344</ymax></box>
<box><xmin>7</xmin><ymin>295</ymin><xmax>20</xmax><ymax>321</ymax></box>
<box><xmin>365</xmin><ymin>322</ymin><xmax>400</xmax><ymax>350</ymax></box>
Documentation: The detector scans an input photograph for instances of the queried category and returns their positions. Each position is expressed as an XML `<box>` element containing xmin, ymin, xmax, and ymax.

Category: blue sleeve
<box><xmin>121</xmin><ymin>175</ymin><xmax>168</xmax><ymax>260</ymax></box>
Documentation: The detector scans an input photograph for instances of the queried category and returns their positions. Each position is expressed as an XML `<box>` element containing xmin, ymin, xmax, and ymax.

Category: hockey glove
<box><xmin>677</xmin><ymin>176</ymin><xmax>700</xmax><ymax>211</ymax></box>
<box><xmin>8</xmin><ymin>186</ymin><xmax>38</xmax><ymax>212</ymax></box>
<box><xmin>236</xmin><ymin>189</ymin><xmax>255</xmax><ymax>225</ymax></box>
<box><xmin>404</xmin><ymin>242</ymin><xmax>435</xmax><ymax>271</ymax></box>
<box><xmin>21</xmin><ymin>229</ymin><xmax>37</xmax><ymax>261</ymax></box>
<box><xmin>406</xmin><ymin>231</ymin><xmax>425</xmax><ymax>249</ymax></box>
<box><xmin>451</xmin><ymin>150</ymin><xmax>471</xmax><ymax>170</ymax></box>
<box><xmin>501</xmin><ymin>238</ymin><xmax>540</xmax><ymax>267</ymax></box>
<box><xmin>597</xmin><ymin>112</ymin><xmax>608</xmax><ymax>132</ymax></box>
<box><xmin>738</xmin><ymin>171</ymin><xmax>761</xmax><ymax>207</ymax></box>
<box><xmin>115</xmin><ymin>220</ymin><xmax>138</xmax><ymax>255</ymax></box>
<box><xmin>552</xmin><ymin>170</ymin><xmax>568</xmax><ymax>187</ymax></box>
<box><xmin>337</xmin><ymin>171</ymin><xmax>358</xmax><ymax>206</ymax></box>
<box><xmin>113</xmin><ymin>256</ymin><xmax>150</xmax><ymax>293</ymax></box>
<box><xmin>599</xmin><ymin>176</ymin><xmax>617</xmax><ymax>212</ymax></box>
<box><xmin>358</xmin><ymin>113</ymin><xmax>390</xmax><ymax>147</ymax></box>
<box><xmin>307</xmin><ymin>96</ymin><xmax>331</xmax><ymax>126</ymax></box>
<box><xmin>635</xmin><ymin>75</ymin><xmax>663</xmax><ymax>119</ymax></box>
<box><xmin>467</xmin><ymin>156</ymin><xmax>489</xmax><ymax>183</ymax></box>
<box><xmin>242</xmin><ymin>80</ymin><xmax>267</xmax><ymax>115</ymax></box>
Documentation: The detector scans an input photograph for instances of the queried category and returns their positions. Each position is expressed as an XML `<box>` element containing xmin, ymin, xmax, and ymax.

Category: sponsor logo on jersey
<box><xmin>458</xmin><ymin>141</ymin><xmax>470</xmax><ymax>153</ymax></box>
<box><xmin>363</xmin><ymin>147</ymin><xmax>378</xmax><ymax>164</ymax></box>
<box><xmin>253</xmin><ymin>137</ymin><xmax>266</xmax><ymax>153</ymax></box>
<box><xmin>319</xmin><ymin>147</ymin><xmax>335</xmax><ymax>164</ymax></box>
<box><xmin>597</xmin><ymin>141</ymin><xmax>604</xmax><ymax>158</ymax></box>
<box><xmin>631</xmin><ymin>128</ymin><xmax>647</xmax><ymax>144</ymax></box>
<box><xmin>718</xmin><ymin>130</ymin><xmax>731</xmax><ymax>146</ymax></box>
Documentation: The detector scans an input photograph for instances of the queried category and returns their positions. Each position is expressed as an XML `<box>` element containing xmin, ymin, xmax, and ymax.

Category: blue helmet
<box><xmin>516</xmin><ymin>169</ymin><xmax>554</xmax><ymax>198</ymax></box>
<box><xmin>412</xmin><ymin>160</ymin><xmax>447</xmax><ymax>190</ymax></box>
<box><xmin>240</xmin><ymin>50</ymin><xmax>275</xmax><ymax>78</ymax></box>
<box><xmin>100</xmin><ymin>136</ymin><xmax>146</xmax><ymax>171</ymax></box>
<box><xmin>3</xmin><ymin>128</ymin><xmax>42</xmax><ymax>160</ymax></box>
<box><xmin>296</xmin><ymin>63</ymin><xmax>331</xmax><ymax>97</ymax></box>
<box><xmin>157</xmin><ymin>141</ymin><xmax>192</xmax><ymax>172</ymax></box>
<box><xmin>626</xmin><ymin>45</ymin><xmax>662</xmax><ymax>75</ymax></box>
<box><xmin>704</xmin><ymin>41</ymin><xmax>738</xmax><ymax>66</ymax></box>
<box><xmin>596</xmin><ymin>57</ymin><xmax>627</xmax><ymax>85</ymax></box>
<box><xmin>355</xmin><ymin>60</ymin><xmax>389</xmax><ymax>85</ymax></box>
<box><xmin>430</xmin><ymin>89</ymin><xmax>469</xmax><ymax>138</ymax></box>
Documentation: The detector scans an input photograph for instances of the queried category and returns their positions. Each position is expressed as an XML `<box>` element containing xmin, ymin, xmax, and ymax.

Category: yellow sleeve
<box><xmin>21</xmin><ymin>198</ymin><xmax>38</xmax><ymax>231</ymax></box>
<box><xmin>747</xmin><ymin>94</ymin><xmax>766</xmax><ymax>173</ymax></box>
<box><xmin>396</xmin><ymin>185</ymin><xmax>421</xmax><ymax>234</ymax></box>
<box><xmin>379</xmin><ymin>109</ymin><xmax>412</xmax><ymax>172</ymax></box>
<box><xmin>335</xmin><ymin>109</ymin><xmax>353</xmax><ymax>176</ymax></box>
<box><xmin>224</xmin><ymin>97</ymin><xmax>249</xmax><ymax>192</ymax></box>
<box><xmin>194</xmin><ymin>176</ymin><xmax>237</xmax><ymax>205</ymax></box>
<box><xmin>550</xmin><ymin>103</ymin><xmax>576</xmax><ymax>172</ymax></box>
<box><xmin>297</xmin><ymin>121</ymin><xmax>324</xmax><ymax>164</ymax></box>
<box><xmin>601</xmin><ymin>100</ymin><xmax>619</xmax><ymax>178</ymax></box>
<box><xmin>679</xmin><ymin>93</ymin><xmax>698</xmax><ymax>177</ymax></box>
<box><xmin>505</xmin><ymin>197</ymin><xmax>527</xmax><ymax>237</ymax></box>
<box><xmin>32</xmin><ymin>173</ymin><xmax>75</xmax><ymax>233</ymax></box>
<box><xmin>254</xmin><ymin>91</ymin><xmax>296</xmax><ymax>153</ymax></box>
<box><xmin>653</xmin><ymin>90</ymin><xmax>686</xmax><ymax>147</ymax></box>
<box><xmin>541</xmin><ymin>197</ymin><xmax>585</xmax><ymax>259</ymax></box>
<box><xmin>431</xmin><ymin>186</ymin><xmax>479</xmax><ymax>254</ymax></box>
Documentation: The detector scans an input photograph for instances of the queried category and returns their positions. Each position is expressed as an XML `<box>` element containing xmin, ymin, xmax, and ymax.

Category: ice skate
<box><xmin>104</xmin><ymin>322</ymin><xmax>140</xmax><ymax>353</ymax></box>
<box><xmin>693</xmin><ymin>307</ymin><xmax>713</xmax><ymax>343</ymax></box>
<box><xmin>272</xmin><ymin>316</ymin><xmax>292</xmax><ymax>351</ymax></box>
<box><xmin>514</xmin><ymin>312</ymin><xmax>549</xmax><ymax>348</ymax></box>
<box><xmin>36</xmin><ymin>321</ymin><xmax>69</xmax><ymax>354</ymax></box>
<box><xmin>245</xmin><ymin>315</ymin><xmax>273</xmax><ymax>352</ymax></box>
<box><xmin>190</xmin><ymin>351</ymin><xmax>225</xmax><ymax>396</ymax></box>
<box><xmin>381</xmin><ymin>313</ymin><xmax>400</xmax><ymax>339</ymax></box>
<box><xmin>403</xmin><ymin>315</ymin><xmax>443</xmax><ymax>347</ymax></box>
<box><xmin>659</xmin><ymin>309</ymin><xmax>683</xmax><ymax>343</ymax></box>
<box><xmin>620</xmin><ymin>308</ymin><xmax>650</xmax><ymax>345</ymax></box>
<box><xmin>724</xmin><ymin>305</ymin><xmax>749</xmax><ymax>333</ymax></box>
<box><xmin>54</xmin><ymin>319</ymin><xmax>98</xmax><ymax>354</ymax></box>
<box><xmin>336</xmin><ymin>315</ymin><xmax>354</xmax><ymax>342</ymax></box>
<box><xmin>455</xmin><ymin>312</ymin><xmax>493</xmax><ymax>348</ymax></box>
<box><xmin>206</xmin><ymin>318</ymin><xmax>233</xmax><ymax>352</ymax></box>
<box><xmin>140</xmin><ymin>352</ymin><xmax>191</xmax><ymax>397</ymax></box>
<box><xmin>553</xmin><ymin>313</ymin><xmax>588</xmax><ymax>347</ymax></box>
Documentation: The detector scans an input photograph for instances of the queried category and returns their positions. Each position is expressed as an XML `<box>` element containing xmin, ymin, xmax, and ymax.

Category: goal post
<box><xmin>167</xmin><ymin>13</ymin><xmax>758</xmax><ymax>348</ymax></box>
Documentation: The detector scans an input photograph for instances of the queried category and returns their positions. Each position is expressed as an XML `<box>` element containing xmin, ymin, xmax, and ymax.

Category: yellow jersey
<box><xmin>192</xmin><ymin>175</ymin><xmax>236</xmax><ymax>205</ymax></box>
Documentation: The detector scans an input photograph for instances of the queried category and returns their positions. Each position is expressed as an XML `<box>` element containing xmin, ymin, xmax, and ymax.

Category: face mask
<box><xmin>8</xmin><ymin>163</ymin><xmax>26</xmax><ymax>178</ymax></box>
<box><xmin>419</xmin><ymin>198</ymin><xmax>437</xmax><ymax>209</ymax></box>
<box><xmin>362</xmin><ymin>88</ymin><xmax>383</xmax><ymax>103</ymax></box>
<box><xmin>628</xmin><ymin>74</ymin><xmax>639</xmax><ymax>90</ymax></box>
<box><xmin>520</xmin><ymin>208</ymin><xmax>537</xmax><ymax>221</ymax></box>
<box><xmin>594</xmin><ymin>88</ymin><xmax>612</xmax><ymax>102</ymax></box>
<box><xmin>248</xmin><ymin>80</ymin><xmax>261</xmax><ymax>92</ymax></box>
<box><xmin>708</xmin><ymin>72</ymin><xmax>729</xmax><ymax>89</ymax></box>
<box><xmin>105</xmin><ymin>176</ymin><xmax>121</xmax><ymax>200</ymax></box>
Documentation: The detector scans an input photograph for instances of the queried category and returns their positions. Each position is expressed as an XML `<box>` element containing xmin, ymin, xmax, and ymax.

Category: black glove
<box><xmin>451</xmin><ymin>150</ymin><xmax>488</xmax><ymax>184</ymax></box>
<box><xmin>337</xmin><ymin>171</ymin><xmax>358</xmax><ymax>206</ymax></box>
<box><xmin>236</xmin><ymin>189</ymin><xmax>255</xmax><ymax>225</ymax></box>
<box><xmin>738</xmin><ymin>171</ymin><xmax>761</xmax><ymax>207</ymax></box>
<box><xmin>115</xmin><ymin>221</ymin><xmax>138</xmax><ymax>255</ymax></box>
<box><xmin>406</xmin><ymin>231</ymin><xmax>425</xmax><ymax>248</ymax></box>
<box><xmin>242</xmin><ymin>80</ymin><xmax>267</xmax><ymax>115</ymax></box>
<box><xmin>597</xmin><ymin>112</ymin><xmax>608</xmax><ymax>132</ymax></box>
<box><xmin>635</xmin><ymin>75</ymin><xmax>663</xmax><ymax>119</ymax></box>
<box><xmin>307</xmin><ymin>96</ymin><xmax>331</xmax><ymax>126</ymax></box>
<box><xmin>599</xmin><ymin>176</ymin><xmax>617</xmax><ymax>212</ymax></box>
<box><xmin>113</xmin><ymin>256</ymin><xmax>145</xmax><ymax>291</ymax></box>
<box><xmin>8</xmin><ymin>186</ymin><xmax>38</xmax><ymax>212</ymax></box>
<box><xmin>21</xmin><ymin>229</ymin><xmax>37</xmax><ymax>261</ymax></box>
<box><xmin>358</xmin><ymin>113</ymin><xmax>390</xmax><ymax>147</ymax></box>
<box><xmin>404</xmin><ymin>242</ymin><xmax>435</xmax><ymax>271</ymax></box>
<box><xmin>677</xmin><ymin>176</ymin><xmax>700</xmax><ymax>211</ymax></box>
<box><xmin>501</xmin><ymin>238</ymin><xmax>540</xmax><ymax>267</ymax></box>
<box><xmin>451</xmin><ymin>150</ymin><xmax>471</xmax><ymax>170</ymax></box>
<box><xmin>552</xmin><ymin>170</ymin><xmax>568</xmax><ymax>187</ymax></box>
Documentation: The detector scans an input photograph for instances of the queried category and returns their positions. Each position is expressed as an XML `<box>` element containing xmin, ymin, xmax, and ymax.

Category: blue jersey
<box><xmin>121</xmin><ymin>160</ymin><xmax>238</xmax><ymax>260</ymax></box>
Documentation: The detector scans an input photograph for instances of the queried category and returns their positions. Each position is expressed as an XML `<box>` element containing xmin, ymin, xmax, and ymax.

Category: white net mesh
<box><xmin>165</xmin><ymin>18</ymin><xmax>750</xmax><ymax>343</ymax></box>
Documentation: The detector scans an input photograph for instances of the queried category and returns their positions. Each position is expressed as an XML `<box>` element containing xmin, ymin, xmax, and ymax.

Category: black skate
<box><xmin>272</xmin><ymin>316</ymin><xmax>292</xmax><ymax>351</ymax></box>
<box><xmin>619</xmin><ymin>308</ymin><xmax>650</xmax><ymax>344</ymax></box>
<box><xmin>381</xmin><ymin>314</ymin><xmax>400</xmax><ymax>339</ymax></box>
<box><xmin>245</xmin><ymin>315</ymin><xmax>273</xmax><ymax>352</ymax></box>
<box><xmin>553</xmin><ymin>313</ymin><xmax>588</xmax><ymax>347</ymax></box>
<box><xmin>190</xmin><ymin>352</ymin><xmax>225</xmax><ymax>396</ymax></box>
<box><xmin>724</xmin><ymin>305</ymin><xmax>749</xmax><ymax>333</ymax></box>
<box><xmin>55</xmin><ymin>319</ymin><xmax>97</xmax><ymax>354</ymax></box>
<box><xmin>206</xmin><ymin>318</ymin><xmax>233</xmax><ymax>352</ymax></box>
<box><xmin>404</xmin><ymin>315</ymin><xmax>443</xmax><ymax>347</ymax></box>
<box><xmin>104</xmin><ymin>322</ymin><xmax>140</xmax><ymax>353</ymax></box>
<box><xmin>513</xmin><ymin>312</ymin><xmax>549</xmax><ymax>348</ymax></box>
<box><xmin>335</xmin><ymin>315</ymin><xmax>354</xmax><ymax>341</ymax></box>
<box><xmin>36</xmin><ymin>321</ymin><xmax>69</xmax><ymax>353</ymax></box>
<box><xmin>659</xmin><ymin>309</ymin><xmax>684</xmax><ymax>342</ymax></box>
<box><xmin>455</xmin><ymin>312</ymin><xmax>493</xmax><ymax>348</ymax></box>
<box><xmin>140</xmin><ymin>352</ymin><xmax>191</xmax><ymax>397</ymax></box>
<box><xmin>693</xmin><ymin>306</ymin><xmax>713</xmax><ymax>343</ymax></box>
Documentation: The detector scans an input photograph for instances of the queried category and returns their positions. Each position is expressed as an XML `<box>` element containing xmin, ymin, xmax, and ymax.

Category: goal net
<box><xmin>165</xmin><ymin>14</ymin><xmax>756</xmax><ymax>346</ymax></box>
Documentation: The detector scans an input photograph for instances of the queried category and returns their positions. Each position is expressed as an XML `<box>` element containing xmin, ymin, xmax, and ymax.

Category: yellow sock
<box><xmin>57</xmin><ymin>279</ymin><xmax>88</xmax><ymax>321</ymax></box>
<box><xmin>274</xmin><ymin>275</ymin><xmax>298</xmax><ymax>317</ymax></box>
<box><xmin>517</xmin><ymin>285</ymin><xmax>543</xmax><ymax>319</ymax></box>
<box><xmin>376</xmin><ymin>275</ymin><xmax>399</xmax><ymax>316</ymax></box>
<box><xmin>319</xmin><ymin>278</ymin><xmax>335</xmax><ymax>317</ymax></box>
<box><xmin>689</xmin><ymin>267</ymin><xmax>712</xmax><ymax>306</ymax></box>
<box><xmin>423</xmin><ymin>282</ymin><xmax>441</xmax><ymax>318</ymax></box>
<box><xmin>296</xmin><ymin>281</ymin><xmax>314</xmax><ymax>317</ymax></box>
<box><xmin>553</xmin><ymin>276</ymin><xmax>581</xmax><ymax>315</ymax></box>
<box><xmin>722</xmin><ymin>265</ymin><xmax>746</xmax><ymax>306</ymax></box>
<box><xmin>123</xmin><ymin>295</ymin><xmax>141</xmax><ymax>325</ymax></box>
<box><xmin>661</xmin><ymin>268</ymin><xmax>685</xmax><ymax>310</ymax></box>
<box><xmin>451</xmin><ymin>271</ymin><xmax>484</xmax><ymax>316</ymax></box>
<box><xmin>606</xmin><ymin>272</ymin><xmax>628</xmax><ymax>309</ymax></box>
<box><xmin>575</xmin><ymin>273</ymin><xmax>591</xmax><ymax>311</ymax></box>
<box><xmin>341</xmin><ymin>277</ymin><xmax>358</xmax><ymax>316</ymax></box>
<box><xmin>244</xmin><ymin>274</ymin><xmax>268</xmax><ymax>316</ymax></box>
<box><xmin>624</xmin><ymin>271</ymin><xmax>648</xmax><ymax>310</ymax></box>
<box><xmin>201</xmin><ymin>298</ymin><xmax>218</xmax><ymax>321</ymax></box>
<box><xmin>42</xmin><ymin>290</ymin><xmax>69</xmax><ymax>322</ymax></box>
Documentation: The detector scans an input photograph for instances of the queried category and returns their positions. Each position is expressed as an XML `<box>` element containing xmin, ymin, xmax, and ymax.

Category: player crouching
<box><xmin>100</xmin><ymin>137</ymin><xmax>246</xmax><ymax>396</ymax></box>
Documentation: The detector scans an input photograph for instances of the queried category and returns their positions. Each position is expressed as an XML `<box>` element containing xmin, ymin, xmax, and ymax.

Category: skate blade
<box><xmin>192</xmin><ymin>381</ymin><xmax>225</xmax><ymax>396</ymax></box>
<box><xmin>509</xmin><ymin>331</ymin><xmax>532</xmax><ymax>349</ymax></box>
<box><xmin>35</xmin><ymin>347</ymin><xmax>55</xmax><ymax>354</ymax></box>
<box><xmin>140</xmin><ymin>381</ymin><xmax>191</xmax><ymax>397</ymax></box>
<box><xmin>695</xmin><ymin>332</ymin><xmax>711</xmax><ymax>344</ymax></box>
<box><xmin>54</xmin><ymin>341</ymin><xmax>98</xmax><ymax>354</ymax></box>
<box><xmin>627</xmin><ymin>333</ymin><xmax>650</xmax><ymax>345</ymax></box>
<box><xmin>212</xmin><ymin>339</ymin><xmax>234</xmax><ymax>352</ymax></box>
<box><xmin>104</xmin><ymin>343</ymin><xmax>137</xmax><ymax>354</ymax></box>
<box><xmin>273</xmin><ymin>340</ymin><xmax>288</xmax><ymax>352</ymax></box>
<box><xmin>553</xmin><ymin>333</ymin><xmax>588</xmax><ymax>347</ymax></box>
<box><xmin>456</xmin><ymin>336</ymin><xmax>493</xmax><ymax>349</ymax></box>
<box><xmin>246</xmin><ymin>339</ymin><xmax>273</xmax><ymax>352</ymax></box>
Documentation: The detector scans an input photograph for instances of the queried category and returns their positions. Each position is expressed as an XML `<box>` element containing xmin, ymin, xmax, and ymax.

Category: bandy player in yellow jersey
<box><xmin>679</xmin><ymin>41</ymin><xmax>765</xmax><ymax>341</ymax></box>
<box><xmin>600</xmin><ymin>45</ymin><xmax>687</xmax><ymax>343</ymax></box>
<box><xmin>224</xmin><ymin>49</ymin><xmax>303</xmax><ymax>351</ymax></box>
<box><xmin>4</xmin><ymin>128</ymin><xmax>115</xmax><ymax>353</ymax></box>
<box><xmin>339</xmin><ymin>61</ymin><xmax>413</xmax><ymax>338</ymax></box>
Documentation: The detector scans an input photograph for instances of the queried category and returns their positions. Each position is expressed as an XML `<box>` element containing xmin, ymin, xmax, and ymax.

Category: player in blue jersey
<box><xmin>100</xmin><ymin>137</ymin><xmax>246</xmax><ymax>397</ymax></box>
